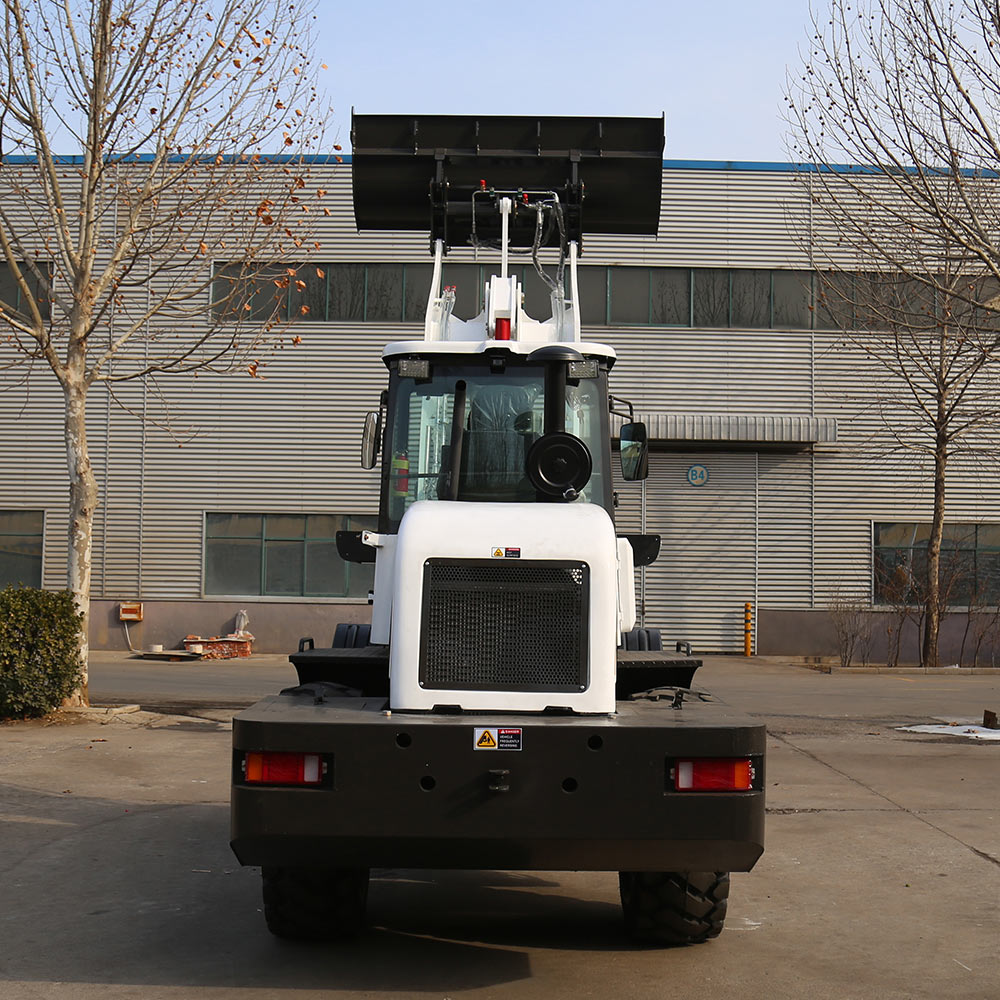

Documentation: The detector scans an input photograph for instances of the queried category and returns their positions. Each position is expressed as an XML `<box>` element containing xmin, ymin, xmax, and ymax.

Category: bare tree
<box><xmin>829</xmin><ymin>582</ymin><xmax>875</xmax><ymax>668</ymax></box>
<box><xmin>0</xmin><ymin>0</ymin><xmax>327</xmax><ymax>703</ymax></box>
<box><xmin>878</xmin><ymin>557</ymin><xmax>920</xmax><ymax>666</ymax></box>
<box><xmin>968</xmin><ymin>594</ymin><xmax>1000</xmax><ymax>666</ymax></box>
<box><xmin>786</xmin><ymin>0</ymin><xmax>1000</xmax><ymax>666</ymax></box>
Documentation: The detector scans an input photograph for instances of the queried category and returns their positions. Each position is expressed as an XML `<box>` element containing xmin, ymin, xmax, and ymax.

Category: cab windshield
<box><xmin>383</xmin><ymin>362</ymin><xmax>608</xmax><ymax>528</ymax></box>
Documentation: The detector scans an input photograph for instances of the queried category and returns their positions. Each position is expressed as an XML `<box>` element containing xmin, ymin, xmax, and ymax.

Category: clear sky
<box><xmin>314</xmin><ymin>0</ymin><xmax>817</xmax><ymax>162</ymax></box>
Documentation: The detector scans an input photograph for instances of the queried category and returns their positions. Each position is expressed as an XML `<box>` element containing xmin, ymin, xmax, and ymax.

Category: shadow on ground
<box><xmin>0</xmin><ymin>783</ymin><xmax>633</xmax><ymax>993</ymax></box>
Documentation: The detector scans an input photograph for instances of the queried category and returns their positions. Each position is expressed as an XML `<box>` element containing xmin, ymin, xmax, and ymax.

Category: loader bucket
<box><xmin>350</xmin><ymin>113</ymin><xmax>664</xmax><ymax>248</ymax></box>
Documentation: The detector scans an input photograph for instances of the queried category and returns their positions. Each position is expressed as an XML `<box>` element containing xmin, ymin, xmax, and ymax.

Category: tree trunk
<box><xmin>922</xmin><ymin>440</ymin><xmax>947</xmax><ymax>669</ymax></box>
<box><xmin>63</xmin><ymin>379</ymin><xmax>97</xmax><ymax>706</ymax></box>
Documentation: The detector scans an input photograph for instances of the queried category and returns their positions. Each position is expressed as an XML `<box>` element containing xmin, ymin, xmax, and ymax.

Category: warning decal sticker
<box><xmin>497</xmin><ymin>727</ymin><xmax>523</xmax><ymax>750</ymax></box>
<box><xmin>492</xmin><ymin>547</ymin><xmax>504</xmax><ymax>558</ymax></box>
<box><xmin>474</xmin><ymin>727</ymin><xmax>522</xmax><ymax>750</ymax></box>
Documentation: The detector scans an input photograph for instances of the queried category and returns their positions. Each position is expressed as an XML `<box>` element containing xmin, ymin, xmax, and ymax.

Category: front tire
<box><xmin>262</xmin><ymin>866</ymin><xmax>369</xmax><ymax>941</ymax></box>
<box><xmin>619</xmin><ymin>871</ymin><xmax>730</xmax><ymax>945</ymax></box>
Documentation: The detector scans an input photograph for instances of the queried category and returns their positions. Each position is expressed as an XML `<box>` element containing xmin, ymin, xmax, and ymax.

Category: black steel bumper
<box><xmin>231</xmin><ymin>693</ymin><xmax>765</xmax><ymax>872</ymax></box>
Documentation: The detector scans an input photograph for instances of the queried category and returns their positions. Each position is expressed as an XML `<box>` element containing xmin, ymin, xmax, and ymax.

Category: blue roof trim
<box><xmin>661</xmin><ymin>158</ymin><xmax>878</xmax><ymax>173</ymax></box>
<box><xmin>339</xmin><ymin>155</ymin><xmax>876</xmax><ymax>173</ymax></box>
<box><xmin>1</xmin><ymin>153</ymin><xmax>348</xmax><ymax>165</ymax></box>
<box><xmin>337</xmin><ymin>154</ymin><xmax>851</xmax><ymax>172</ymax></box>
<box><xmin>659</xmin><ymin>158</ymin><xmax>1000</xmax><ymax>176</ymax></box>
<box><xmin>3</xmin><ymin>153</ymin><xmax>991</xmax><ymax>177</ymax></box>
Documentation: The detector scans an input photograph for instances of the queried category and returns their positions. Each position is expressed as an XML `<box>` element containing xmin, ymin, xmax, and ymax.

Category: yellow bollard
<box><xmin>744</xmin><ymin>602</ymin><xmax>753</xmax><ymax>657</ymax></box>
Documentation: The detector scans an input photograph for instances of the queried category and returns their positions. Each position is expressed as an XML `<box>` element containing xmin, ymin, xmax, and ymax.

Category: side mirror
<box><xmin>619</xmin><ymin>422</ymin><xmax>649</xmax><ymax>481</ymax></box>
<box><xmin>361</xmin><ymin>411</ymin><xmax>381</xmax><ymax>469</ymax></box>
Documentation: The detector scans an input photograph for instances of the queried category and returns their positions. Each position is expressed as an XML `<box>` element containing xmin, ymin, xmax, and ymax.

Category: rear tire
<box><xmin>619</xmin><ymin>870</ymin><xmax>729</xmax><ymax>945</ymax></box>
<box><xmin>262</xmin><ymin>866</ymin><xmax>369</xmax><ymax>941</ymax></box>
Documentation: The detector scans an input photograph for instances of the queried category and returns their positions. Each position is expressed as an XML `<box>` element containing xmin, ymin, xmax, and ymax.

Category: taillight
<box><xmin>673</xmin><ymin>758</ymin><xmax>754</xmax><ymax>792</ymax></box>
<box><xmin>242</xmin><ymin>751</ymin><xmax>324</xmax><ymax>786</ymax></box>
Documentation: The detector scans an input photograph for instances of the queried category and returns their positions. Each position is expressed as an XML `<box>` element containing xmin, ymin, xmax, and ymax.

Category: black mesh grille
<box><xmin>420</xmin><ymin>560</ymin><xmax>589</xmax><ymax>691</ymax></box>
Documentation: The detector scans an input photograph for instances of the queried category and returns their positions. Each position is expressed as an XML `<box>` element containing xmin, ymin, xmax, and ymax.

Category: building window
<box><xmin>731</xmin><ymin>269</ymin><xmax>772</xmax><ymax>328</ymax></box>
<box><xmin>0</xmin><ymin>510</ymin><xmax>44</xmax><ymax>588</ymax></box>
<box><xmin>365</xmin><ymin>263</ymin><xmax>405</xmax><ymax>322</ymax></box>
<box><xmin>212</xmin><ymin>264</ymin><xmax>293</xmax><ymax>321</ymax></box>
<box><xmin>873</xmin><ymin>522</ymin><xmax>1000</xmax><ymax>606</ymax></box>
<box><xmin>213</xmin><ymin>260</ymin><xmax>839</xmax><ymax>331</ymax></box>
<box><xmin>204</xmin><ymin>513</ymin><xmax>375</xmax><ymax>598</ymax></box>
<box><xmin>577</xmin><ymin>265</ymin><xmax>609</xmax><ymax>324</ymax></box>
<box><xmin>610</xmin><ymin>267</ymin><xmax>651</xmax><ymax>324</ymax></box>
<box><xmin>213</xmin><ymin>262</ymin><xmax>1000</xmax><ymax>333</ymax></box>
<box><xmin>0</xmin><ymin>262</ymin><xmax>52</xmax><ymax>320</ymax></box>
<box><xmin>650</xmin><ymin>268</ymin><xmax>691</xmax><ymax>325</ymax></box>
<box><xmin>772</xmin><ymin>270</ymin><xmax>814</xmax><ymax>328</ymax></box>
<box><xmin>212</xmin><ymin>263</ymin><xmax>332</xmax><ymax>322</ymax></box>
<box><xmin>326</xmin><ymin>263</ymin><xmax>365</xmax><ymax>320</ymax></box>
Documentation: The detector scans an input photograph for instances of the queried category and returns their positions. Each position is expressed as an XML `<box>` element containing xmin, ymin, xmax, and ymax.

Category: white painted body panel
<box><xmin>362</xmin><ymin>530</ymin><xmax>396</xmax><ymax>645</ymax></box>
<box><xmin>382</xmin><ymin>339</ymin><xmax>616</xmax><ymax>361</ymax></box>
<box><xmin>617</xmin><ymin>536</ymin><xmax>636</xmax><ymax>634</ymax></box>
<box><xmin>389</xmin><ymin>500</ymin><xmax>619</xmax><ymax>713</ymax></box>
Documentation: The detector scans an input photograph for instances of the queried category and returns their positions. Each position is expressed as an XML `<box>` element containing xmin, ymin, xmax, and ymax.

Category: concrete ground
<box><xmin>0</xmin><ymin>656</ymin><xmax>997</xmax><ymax>999</ymax></box>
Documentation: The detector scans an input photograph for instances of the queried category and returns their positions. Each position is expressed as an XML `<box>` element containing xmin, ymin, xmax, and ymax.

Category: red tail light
<box><xmin>674</xmin><ymin>758</ymin><xmax>754</xmax><ymax>792</ymax></box>
<box><xmin>243</xmin><ymin>751</ymin><xmax>324</xmax><ymax>785</ymax></box>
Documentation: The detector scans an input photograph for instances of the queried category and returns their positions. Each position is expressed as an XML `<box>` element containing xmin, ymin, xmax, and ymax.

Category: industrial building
<box><xmin>2</xmin><ymin>158</ymin><xmax>996</xmax><ymax>658</ymax></box>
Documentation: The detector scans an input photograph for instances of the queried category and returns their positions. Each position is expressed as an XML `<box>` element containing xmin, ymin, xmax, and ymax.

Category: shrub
<box><xmin>0</xmin><ymin>587</ymin><xmax>83</xmax><ymax>719</ymax></box>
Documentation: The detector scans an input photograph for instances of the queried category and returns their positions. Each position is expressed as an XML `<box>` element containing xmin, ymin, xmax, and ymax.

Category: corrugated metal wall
<box><xmin>613</xmin><ymin>447</ymin><xmax>814</xmax><ymax>652</ymax></box>
<box><xmin>2</xmin><ymin>161</ymin><xmax>998</xmax><ymax>652</ymax></box>
<box><xmin>809</xmin><ymin>329</ymin><xmax>1000</xmax><ymax>608</ymax></box>
<box><xmin>588</xmin><ymin>168</ymin><xmax>813</xmax><ymax>268</ymax></box>
<box><xmin>599</xmin><ymin>326</ymin><xmax>814</xmax><ymax>416</ymax></box>
<box><xmin>2</xmin><ymin>372</ymin><xmax>69</xmax><ymax>592</ymax></box>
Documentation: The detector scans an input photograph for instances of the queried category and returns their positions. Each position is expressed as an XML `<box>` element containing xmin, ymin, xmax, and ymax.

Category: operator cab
<box><xmin>378</xmin><ymin>347</ymin><xmax>616</xmax><ymax>532</ymax></box>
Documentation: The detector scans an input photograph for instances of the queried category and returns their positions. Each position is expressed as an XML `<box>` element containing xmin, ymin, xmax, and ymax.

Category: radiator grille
<box><xmin>420</xmin><ymin>559</ymin><xmax>589</xmax><ymax>691</ymax></box>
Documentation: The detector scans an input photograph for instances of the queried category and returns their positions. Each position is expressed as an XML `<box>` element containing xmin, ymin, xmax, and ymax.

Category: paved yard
<box><xmin>0</xmin><ymin>658</ymin><xmax>996</xmax><ymax>999</ymax></box>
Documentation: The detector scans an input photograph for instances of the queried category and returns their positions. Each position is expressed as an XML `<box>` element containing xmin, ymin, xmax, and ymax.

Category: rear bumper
<box><xmin>231</xmin><ymin>695</ymin><xmax>765</xmax><ymax>872</ymax></box>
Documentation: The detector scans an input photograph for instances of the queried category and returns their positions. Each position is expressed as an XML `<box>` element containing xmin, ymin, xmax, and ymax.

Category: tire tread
<box><xmin>262</xmin><ymin>866</ymin><xmax>369</xmax><ymax>941</ymax></box>
<box><xmin>619</xmin><ymin>870</ymin><xmax>729</xmax><ymax>945</ymax></box>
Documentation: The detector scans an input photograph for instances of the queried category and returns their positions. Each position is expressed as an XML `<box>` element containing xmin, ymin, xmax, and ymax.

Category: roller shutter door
<box><xmin>638</xmin><ymin>452</ymin><xmax>757</xmax><ymax>652</ymax></box>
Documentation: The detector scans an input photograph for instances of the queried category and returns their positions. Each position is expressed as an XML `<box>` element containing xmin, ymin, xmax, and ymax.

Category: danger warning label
<box><xmin>497</xmin><ymin>728</ymin><xmax>523</xmax><ymax>750</ymax></box>
<box><xmin>473</xmin><ymin>727</ymin><xmax>523</xmax><ymax>751</ymax></box>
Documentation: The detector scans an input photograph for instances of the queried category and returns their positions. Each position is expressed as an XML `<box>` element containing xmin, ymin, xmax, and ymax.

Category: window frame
<box><xmin>0</xmin><ymin>261</ymin><xmax>52</xmax><ymax>321</ymax></box>
<box><xmin>210</xmin><ymin>260</ymin><xmax>852</xmax><ymax>332</ymax></box>
<box><xmin>872</xmin><ymin>520</ymin><xmax>1000</xmax><ymax>609</ymax></box>
<box><xmin>202</xmin><ymin>511</ymin><xmax>376</xmax><ymax>600</ymax></box>
<box><xmin>0</xmin><ymin>509</ymin><xmax>45</xmax><ymax>589</ymax></box>
<box><xmin>377</xmin><ymin>359</ymin><xmax>614</xmax><ymax>533</ymax></box>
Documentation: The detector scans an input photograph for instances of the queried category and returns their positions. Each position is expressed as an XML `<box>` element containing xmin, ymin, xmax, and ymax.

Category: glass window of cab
<box><xmin>385</xmin><ymin>362</ymin><xmax>608</xmax><ymax>528</ymax></box>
